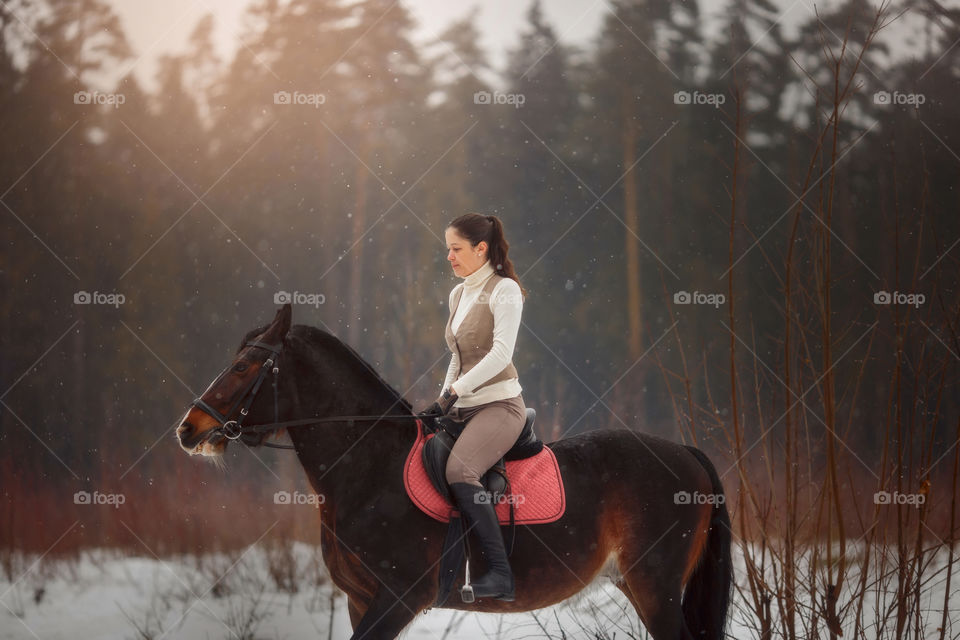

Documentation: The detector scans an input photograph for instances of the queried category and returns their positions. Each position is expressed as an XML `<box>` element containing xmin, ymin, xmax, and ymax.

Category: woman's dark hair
<box><xmin>448</xmin><ymin>213</ymin><xmax>528</xmax><ymax>298</ymax></box>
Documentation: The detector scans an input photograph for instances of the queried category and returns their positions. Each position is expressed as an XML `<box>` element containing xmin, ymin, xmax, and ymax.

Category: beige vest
<box><xmin>444</xmin><ymin>273</ymin><xmax>519</xmax><ymax>392</ymax></box>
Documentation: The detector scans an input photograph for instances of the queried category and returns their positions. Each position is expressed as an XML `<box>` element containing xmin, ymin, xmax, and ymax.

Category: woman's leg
<box><xmin>443</xmin><ymin>395</ymin><xmax>525</xmax><ymax>601</ymax></box>
<box><xmin>445</xmin><ymin>395</ymin><xmax>525</xmax><ymax>486</ymax></box>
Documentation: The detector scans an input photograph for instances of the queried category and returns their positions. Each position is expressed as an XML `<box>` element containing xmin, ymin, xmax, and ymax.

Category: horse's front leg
<box><xmin>348</xmin><ymin>581</ymin><xmax>433</xmax><ymax>640</ymax></box>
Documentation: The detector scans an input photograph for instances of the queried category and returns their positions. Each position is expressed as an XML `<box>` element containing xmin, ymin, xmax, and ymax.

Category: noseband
<box><xmin>189</xmin><ymin>339</ymin><xmax>422</xmax><ymax>451</ymax></box>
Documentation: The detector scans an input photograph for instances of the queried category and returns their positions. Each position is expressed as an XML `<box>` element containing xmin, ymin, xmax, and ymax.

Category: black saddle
<box><xmin>420</xmin><ymin>407</ymin><xmax>542</xmax><ymax>607</ymax></box>
<box><xmin>421</xmin><ymin>408</ymin><xmax>542</xmax><ymax>503</ymax></box>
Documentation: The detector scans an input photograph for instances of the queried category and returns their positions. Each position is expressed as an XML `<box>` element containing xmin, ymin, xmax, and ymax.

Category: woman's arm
<box><xmin>441</xmin><ymin>283</ymin><xmax>462</xmax><ymax>394</ymax></box>
<box><xmin>442</xmin><ymin>352</ymin><xmax>459</xmax><ymax>392</ymax></box>
<box><xmin>450</xmin><ymin>278</ymin><xmax>523</xmax><ymax>396</ymax></box>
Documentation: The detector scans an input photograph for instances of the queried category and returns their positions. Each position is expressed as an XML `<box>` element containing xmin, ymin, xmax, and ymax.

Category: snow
<box><xmin>1</xmin><ymin>544</ymin><xmax>647</xmax><ymax>639</ymax></box>
<box><xmin>1</xmin><ymin>541</ymin><xmax>955</xmax><ymax>639</ymax></box>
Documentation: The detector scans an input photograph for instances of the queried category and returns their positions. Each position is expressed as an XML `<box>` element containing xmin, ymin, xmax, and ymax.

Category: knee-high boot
<box><xmin>449</xmin><ymin>482</ymin><xmax>515</xmax><ymax>601</ymax></box>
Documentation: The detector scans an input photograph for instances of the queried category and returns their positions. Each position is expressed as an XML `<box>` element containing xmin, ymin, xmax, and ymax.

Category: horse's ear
<box><xmin>261</xmin><ymin>303</ymin><xmax>292</xmax><ymax>343</ymax></box>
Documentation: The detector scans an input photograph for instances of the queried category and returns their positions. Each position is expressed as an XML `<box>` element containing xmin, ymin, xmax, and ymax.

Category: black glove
<box><xmin>418</xmin><ymin>401</ymin><xmax>443</xmax><ymax>418</ymax></box>
<box><xmin>436</xmin><ymin>388</ymin><xmax>458</xmax><ymax>415</ymax></box>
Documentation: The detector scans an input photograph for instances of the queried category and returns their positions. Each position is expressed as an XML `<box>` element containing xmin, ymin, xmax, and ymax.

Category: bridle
<box><xmin>189</xmin><ymin>338</ymin><xmax>423</xmax><ymax>451</ymax></box>
<box><xmin>191</xmin><ymin>339</ymin><xmax>285</xmax><ymax>447</ymax></box>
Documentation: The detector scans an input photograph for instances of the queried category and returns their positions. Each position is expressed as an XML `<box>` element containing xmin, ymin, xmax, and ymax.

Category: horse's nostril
<box><xmin>177</xmin><ymin>423</ymin><xmax>195</xmax><ymax>440</ymax></box>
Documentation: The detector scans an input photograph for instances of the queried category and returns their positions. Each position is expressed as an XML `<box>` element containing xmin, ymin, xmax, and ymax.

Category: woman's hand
<box><xmin>418</xmin><ymin>401</ymin><xmax>443</xmax><ymax>418</ymax></box>
<box><xmin>437</xmin><ymin>386</ymin><xmax>458</xmax><ymax>415</ymax></box>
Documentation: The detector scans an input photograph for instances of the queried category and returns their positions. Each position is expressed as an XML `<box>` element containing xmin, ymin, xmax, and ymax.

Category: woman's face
<box><xmin>445</xmin><ymin>227</ymin><xmax>488</xmax><ymax>277</ymax></box>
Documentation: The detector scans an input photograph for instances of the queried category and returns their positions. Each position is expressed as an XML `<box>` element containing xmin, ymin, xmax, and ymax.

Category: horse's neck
<box><xmin>285</xmin><ymin>351</ymin><xmax>412</xmax><ymax>495</ymax></box>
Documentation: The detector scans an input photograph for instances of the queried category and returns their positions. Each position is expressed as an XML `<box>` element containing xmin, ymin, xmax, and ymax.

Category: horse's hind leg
<box><xmin>349</xmin><ymin>583</ymin><xmax>431</xmax><ymax>640</ymax></box>
<box><xmin>616</xmin><ymin>561</ymin><xmax>695</xmax><ymax>640</ymax></box>
<box><xmin>348</xmin><ymin>596</ymin><xmax>368</xmax><ymax>630</ymax></box>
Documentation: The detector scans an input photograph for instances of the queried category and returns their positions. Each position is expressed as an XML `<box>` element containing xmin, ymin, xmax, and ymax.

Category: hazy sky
<box><xmin>105</xmin><ymin>0</ymin><xmax>926</xmax><ymax>91</ymax></box>
<box><xmin>107</xmin><ymin>0</ymin><xmax>609</xmax><ymax>89</ymax></box>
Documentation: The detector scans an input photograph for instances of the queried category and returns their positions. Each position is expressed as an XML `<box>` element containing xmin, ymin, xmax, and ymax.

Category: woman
<box><xmin>422</xmin><ymin>212</ymin><xmax>528</xmax><ymax>602</ymax></box>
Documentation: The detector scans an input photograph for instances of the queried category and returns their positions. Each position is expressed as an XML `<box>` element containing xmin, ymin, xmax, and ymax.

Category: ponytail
<box><xmin>448</xmin><ymin>213</ymin><xmax>528</xmax><ymax>299</ymax></box>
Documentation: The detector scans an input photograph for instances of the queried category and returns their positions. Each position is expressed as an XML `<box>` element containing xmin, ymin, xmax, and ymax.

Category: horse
<box><xmin>176</xmin><ymin>304</ymin><xmax>732</xmax><ymax>640</ymax></box>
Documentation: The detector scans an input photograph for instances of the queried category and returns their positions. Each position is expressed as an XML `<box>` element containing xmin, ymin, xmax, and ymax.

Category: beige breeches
<box><xmin>444</xmin><ymin>394</ymin><xmax>526</xmax><ymax>487</ymax></box>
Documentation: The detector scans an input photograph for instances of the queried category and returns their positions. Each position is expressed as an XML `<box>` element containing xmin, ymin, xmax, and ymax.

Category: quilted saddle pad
<box><xmin>403</xmin><ymin>419</ymin><xmax>566</xmax><ymax>524</ymax></box>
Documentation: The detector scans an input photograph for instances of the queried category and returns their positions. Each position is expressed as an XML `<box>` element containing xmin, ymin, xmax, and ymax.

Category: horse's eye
<box><xmin>233</xmin><ymin>362</ymin><xmax>248</xmax><ymax>373</ymax></box>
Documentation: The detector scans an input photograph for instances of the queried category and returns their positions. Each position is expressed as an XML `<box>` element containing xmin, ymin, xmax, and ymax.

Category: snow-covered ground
<box><xmin>1</xmin><ymin>542</ymin><xmax>955</xmax><ymax>639</ymax></box>
<box><xmin>0</xmin><ymin>543</ymin><xmax>653</xmax><ymax>640</ymax></box>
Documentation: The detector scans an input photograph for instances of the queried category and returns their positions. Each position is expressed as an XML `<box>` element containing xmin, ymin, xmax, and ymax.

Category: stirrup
<box><xmin>460</xmin><ymin>556</ymin><xmax>475</xmax><ymax>603</ymax></box>
<box><xmin>459</xmin><ymin>556</ymin><xmax>515</xmax><ymax>602</ymax></box>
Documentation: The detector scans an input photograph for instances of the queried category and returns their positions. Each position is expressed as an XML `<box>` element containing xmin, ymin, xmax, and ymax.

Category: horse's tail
<box><xmin>681</xmin><ymin>445</ymin><xmax>732</xmax><ymax>640</ymax></box>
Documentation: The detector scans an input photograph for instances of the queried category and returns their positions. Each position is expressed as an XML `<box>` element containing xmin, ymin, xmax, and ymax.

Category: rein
<box><xmin>191</xmin><ymin>339</ymin><xmax>424</xmax><ymax>451</ymax></box>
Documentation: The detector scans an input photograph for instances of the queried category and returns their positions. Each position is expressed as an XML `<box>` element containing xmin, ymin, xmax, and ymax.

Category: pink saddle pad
<box><xmin>403</xmin><ymin>419</ymin><xmax>566</xmax><ymax>524</ymax></box>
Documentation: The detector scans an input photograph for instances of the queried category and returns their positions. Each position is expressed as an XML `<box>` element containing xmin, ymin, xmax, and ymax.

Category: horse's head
<box><xmin>177</xmin><ymin>304</ymin><xmax>292</xmax><ymax>457</ymax></box>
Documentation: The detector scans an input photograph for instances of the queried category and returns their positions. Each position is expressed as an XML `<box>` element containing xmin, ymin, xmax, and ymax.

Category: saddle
<box><xmin>419</xmin><ymin>407</ymin><xmax>544</xmax><ymax>606</ymax></box>
<box><xmin>420</xmin><ymin>408</ymin><xmax>543</xmax><ymax>503</ymax></box>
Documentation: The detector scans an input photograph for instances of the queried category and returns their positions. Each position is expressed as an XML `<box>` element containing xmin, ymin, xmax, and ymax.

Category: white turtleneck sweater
<box><xmin>443</xmin><ymin>259</ymin><xmax>523</xmax><ymax>407</ymax></box>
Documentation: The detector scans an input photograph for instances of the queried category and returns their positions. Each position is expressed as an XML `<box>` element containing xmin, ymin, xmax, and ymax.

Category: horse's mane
<box><xmin>239</xmin><ymin>322</ymin><xmax>414</xmax><ymax>413</ymax></box>
<box><xmin>241</xmin><ymin>324</ymin><xmax>414</xmax><ymax>413</ymax></box>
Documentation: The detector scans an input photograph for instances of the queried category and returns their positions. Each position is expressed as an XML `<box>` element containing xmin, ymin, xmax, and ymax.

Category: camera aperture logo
<box><xmin>274</xmin><ymin>490</ymin><xmax>324</xmax><ymax>508</ymax></box>
<box><xmin>873</xmin><ymin>291</ymin><xmax>924</xmax><ymax>308</ymax></box>
<box><xmin>74</xmin><ymin>490</ymin><xmax>126</xmax><ymax>508</ymax></box>
<box><xmin>673</xmin><ymin>290</ymin><xmax>725</xmax><ymax>308</ymax></box>
<box><xmin>74</xmin><ymin>290</ymin><xmax>126</xmax><ymax>308</ymax></box>
<box><xmin>74</xmin><ymin>90</ymin><xmax>125</xmax><ymax>108</ymax></box>
<box><xmin>274</xmin><ymin>290</ymin><xmax>325</xmax><ymax>308</ymax></box>
<box><xmin>674</xmin><ymin>490</ymin><xmax>724</xmax><ymax>505</ymax></box>
<box><xmin>274</xmin><ymin>90</ymin><xmax>326</xmax><ymax>108</ymax></box>
<box><xmin>473</xmin><ymin>91</ymin><xmax>525</xmax><ymax>109</ymax></box>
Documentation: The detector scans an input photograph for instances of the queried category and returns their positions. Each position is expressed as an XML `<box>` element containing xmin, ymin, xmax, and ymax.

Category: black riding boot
<box><xmin>449</xmin><ymin>482</ymin><xmax>515</xmax><ymax>601</ymax></box>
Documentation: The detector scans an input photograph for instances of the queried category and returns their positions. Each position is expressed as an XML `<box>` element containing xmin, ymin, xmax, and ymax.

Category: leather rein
<box><xmin>190</xmin><ymin>339</ymin><xmax>422</xmax><ymax>451</ymax></box>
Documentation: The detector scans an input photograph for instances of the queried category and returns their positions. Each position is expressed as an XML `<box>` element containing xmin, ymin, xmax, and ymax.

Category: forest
<box><xmin>1</xmin><ymin>0</ymin><xmax>958</xmax><ymax>637</ymax></box>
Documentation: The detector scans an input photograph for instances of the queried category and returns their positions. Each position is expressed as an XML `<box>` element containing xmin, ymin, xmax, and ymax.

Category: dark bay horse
<box><xmin>176</xmin><ymin>305</ymin><xmax>732</xmax><ymax>640</ymax></box>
